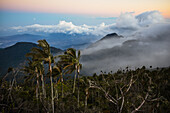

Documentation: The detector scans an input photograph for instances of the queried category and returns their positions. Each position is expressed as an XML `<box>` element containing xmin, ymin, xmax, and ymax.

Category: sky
<box><xmin>0</xmin><ymin>0</ymin><xmax>170</xmax><ymax>36</ymax></box>
<box><xmin>0</xmin><ymin>0</ymin><xmax>170</xmax><ymax>25</ymax></box>
<box><xmin>0</xmin><ymin>0</ymin><xmax>170</xmax><ymax>17</ymax></box>
<box><xmin>0</xmin><ymin>11</ymin><xmax>116</xmax><ymax>26</ymax></box>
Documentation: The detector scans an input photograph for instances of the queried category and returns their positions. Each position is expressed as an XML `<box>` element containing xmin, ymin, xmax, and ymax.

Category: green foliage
<box><xmin>1</xmin><ymin>66</ymin><xmax>170</xmax><ymax>113</ymax></box>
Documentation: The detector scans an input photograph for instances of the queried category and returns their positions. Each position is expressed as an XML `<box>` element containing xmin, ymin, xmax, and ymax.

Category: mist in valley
<box><xmin>81</xmin><ymin>20</ymin><xmax>170</xmax><ymax>75</ymax></box>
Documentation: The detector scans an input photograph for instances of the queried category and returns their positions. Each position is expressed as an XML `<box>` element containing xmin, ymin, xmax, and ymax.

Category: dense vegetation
<box><xmin>0</xmin><ymin>40</ymin><xmax>170</xmax><ymax>113</ymax></box>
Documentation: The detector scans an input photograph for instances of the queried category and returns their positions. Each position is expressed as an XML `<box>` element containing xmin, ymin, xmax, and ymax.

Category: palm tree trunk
<box><xmin>55</xmin><ymin>88</ymin><xmax>59</xmax><ymax>101</ymax></box>
<box><xmin>55</xmin><ymin>78</ymin><xmax>59</xmax><ymax>101</ymax></box>
<box><xmin>85</xmin><ymin>88</ymin><xmax>88</xmax><ymax>110</ymax></box>
<box><xmin>61</xmin><ymin>73</ymin><xmax>64</xmax><ymax>98</ymax></box>
<box><xmin>77</xmin><ymin>67</ymin><xmax>80</xmax><ymax>108</ymax></box>
<box><xmin>73</xmin><ymin>66</ymin><xmax>77</xmax><ymax>93</ymax></box>
<box><xmin>49</xmin><ymin>61</ymin><xmax>54</xmax><ymax>113</ymax></box>
<box><xmin>40</xmin><ymin>71</ymin><xmax>46</xmax><ymax>99</ymax></box>
<box><xmin>36</xmin><ymin>78</ymin><xmax>39</xmax><ymax>99</ymax></box>
<box><xmin>35</xmin><ymin>67</ymin><xmax>40</xmax><ymax>113</ymax></box>
<box><xmin>36</xmin><ymin>67</ymin><xmax>39</xmax><ymax>100</ymax></box>
<box><xmin>40</xmin><ymin>62</ymin><xmax>46</xmax><ymax>99</ymax></box>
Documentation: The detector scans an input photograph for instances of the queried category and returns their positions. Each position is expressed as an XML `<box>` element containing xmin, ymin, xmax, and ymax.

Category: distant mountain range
<box><xmin>0</xmin><ymin>33</ymin><xmax>100</xmax><ymax>49</ymax></box>
<box><xmin>0</xmin><ymin>34</ymin><xmax>43</xmax><ymax>48</ymax></box>
<box><xmin>0</xmin><ymin>42</ymin><xmax>63</xmax><ymax>76</ymax></box>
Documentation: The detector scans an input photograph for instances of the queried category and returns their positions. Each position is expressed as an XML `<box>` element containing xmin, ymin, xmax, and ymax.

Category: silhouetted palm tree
<box><xmin>23</xmin><ymin>58</ymin><xmax>40</xmax><ymax>100</ymax></box>
<box><xmin>36</xmin><ymin>40</ymin><xmax>55</xmax><ymax>113</ymax></box>
<box><xmin>58</xmin><ymin>48</ymin><xmax>82</xmax><ymax>107</ymax></box>
<box><xmin>26</xmin><ymin>46</ymin><xmax>47</xmax><ymax>99</ymax></box>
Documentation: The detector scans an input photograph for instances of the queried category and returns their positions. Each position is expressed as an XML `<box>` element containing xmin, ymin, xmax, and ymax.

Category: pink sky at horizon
<box><xmin>0</xmin><ymin>0</ymin><xmax>170</xmax><ymax>18</ymax></box>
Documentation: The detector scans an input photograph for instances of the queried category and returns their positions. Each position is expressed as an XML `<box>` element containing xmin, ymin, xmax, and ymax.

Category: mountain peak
<box><xmin>100</xmin><ymin>33</ymin><xmax>123</xmax><ymax>41</ymax></box>
<box><xmin>106</xmin><ymin>33</ymin><xmax>118</xmax><ymax>37</ymax></box>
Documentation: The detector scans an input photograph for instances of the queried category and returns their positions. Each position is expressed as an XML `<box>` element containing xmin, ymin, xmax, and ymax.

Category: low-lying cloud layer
<box><xmin>11</xmin><ymin>11</ymin><xmax>165</xmax><ymax>36</ymax></box>
<box><xmin>81</xmin><ymin>23</ymin><xmax>170</xmax><ymax>75</ymax></box>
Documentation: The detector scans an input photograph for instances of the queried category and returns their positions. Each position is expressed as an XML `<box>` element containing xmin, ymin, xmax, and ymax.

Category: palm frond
<box><xmin>63</xmin><ymin>63</ymin><xmax>74</xmax><ymax>70</ymax></box>
<box><xmin>66</xmin><ymin>48</ymin><xmax>76</xmax><ymax>58</ymax></box>
<box><xmin>37</xmin><ymin>40</ymin><xmax>50</xmax><ymax>54</ymax></box>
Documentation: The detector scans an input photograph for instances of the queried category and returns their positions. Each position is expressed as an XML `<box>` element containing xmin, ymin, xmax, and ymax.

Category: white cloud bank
<box><xmin>11</xmin><ymin>11</ymin><xmax>165</xmax><ymax>36</ymax></box>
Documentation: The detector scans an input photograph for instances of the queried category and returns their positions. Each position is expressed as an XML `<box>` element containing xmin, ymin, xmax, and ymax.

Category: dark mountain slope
<box><xmin>0</xmin><ymin>42</ymin><xmax>63</xmax><ymax>76</ymax></box>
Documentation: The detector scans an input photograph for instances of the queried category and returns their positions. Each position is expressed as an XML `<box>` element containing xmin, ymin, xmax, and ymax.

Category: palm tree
<box><xmin>23</xmin><ymin>57</ymin><xmax>45</xmax><ymax>113</ymax></box>
<box><xmin>26</xmin><ymin>39</ymin><xmax>55</xmax><ymax>113</ymax></box>
<box><xmin>23</xmin><ymin>58</ymin><xmax>40</xmax><ymax>100</ymax></box>
<box><xmin>36</xmin><ymin>40</ymin><xmax>55</xmax><ymax>113</ymax></box>
<box><xmin>26</xmin><ymin>47</ymin><xmax>47</xmax><ymax>99</ymax></box>
<box><xmin>58</xmin><ymin>48</ymin><xmax>82</xmax><ymax>107</ymax></box>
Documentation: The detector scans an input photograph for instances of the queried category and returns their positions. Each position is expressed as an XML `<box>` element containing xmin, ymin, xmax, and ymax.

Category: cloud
<box><xmin>81</xmin><ymin>22</ymin><xmax>170</xmax><ymax>75</ymax></box>
<box><xmin>116</xmin><ymin>12</ymin><xmax>139</xmax><ymax>29</ymax></box>
<box><xmin>10</xmin><ymin>11</ymin><xmax>166</xmax><ymax>37</ymax></box>
<box><xmin>79</xmin><ymin>11</ymin><xmax>169</xmax><ymax>75</ymax></box>
<box><xmin>110</xmin><ymin>11</ymin><xmax>165</xmax><ymax>36</ymax></box>
<box><xmin>11</xmin><ymin>21</ymin><xmax>95</xmax><ymax>35</ymax></box>
<box><xmin>134</xmin><ymin>23</ymin><xmax>170</xmax><ymax>41</ymax></box>
<box><xmin>136</xmin><ymin>11</ymin><xmax>165</xmax><ymax>26</ymax></box>
<box><xmin>11</xmin><ymin>21</ymin><xmax>115</xmax><ymax>36</ymax></box>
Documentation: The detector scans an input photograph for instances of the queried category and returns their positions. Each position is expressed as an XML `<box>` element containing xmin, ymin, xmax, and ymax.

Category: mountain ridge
<box><xmin>0</xmin><ymin>33</ymin><xmax>100</xmax><ymax>49</ymax></box>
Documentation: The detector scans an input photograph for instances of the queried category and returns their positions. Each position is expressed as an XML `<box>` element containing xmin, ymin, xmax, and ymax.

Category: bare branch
<box><xmin>119</xmin><ymin>88</ymin><xmax>124</xmax><ymax>113</ymax></box>
<box><xmin>0</xmin><ymin>104</ymin><xmax>9</xmax><ymax>107</ymax></box>
<box><xmin>147</xmin><ymin>97</ymin><xmax>163</xmax><ymax>102</ymax></box>
<box><xmin>88</xmin><ymin>80</ymin><xmax>118</xmax><ymax>105</ymax></box>
<box><xmin>8</xmin><ymin>69</ymin><xmax>19</xmax><ymax>101</ymax></box>
<box><xmin>126</xmin><ymin>74</ymin><xmax>133</xmax><ymax>93</ymax></box>
<box><xmin>131</xmin><ymin>93</ymin><xmax>149</xmax><ymax>113</ymax></box>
